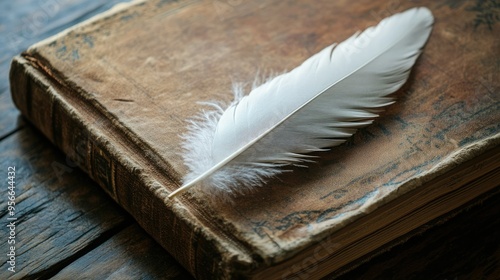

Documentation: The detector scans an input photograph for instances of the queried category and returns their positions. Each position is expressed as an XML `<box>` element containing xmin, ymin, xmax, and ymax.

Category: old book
<box><xmin>10</xmin><ymin>0</ymin><xmax>500</xmax><ymax>278</ymax></box>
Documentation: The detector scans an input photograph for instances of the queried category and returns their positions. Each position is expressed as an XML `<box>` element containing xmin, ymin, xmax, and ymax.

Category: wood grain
<box><xmin>53</xmin><ymin>224</ymin><xmax>192</xmax><ymax>279</ymax></box>
<box><xmin>16</xmin><ymin>1</ymin><xmax>499</xmax><ymax>277</ymax></box>
<box><xmin>1</xmin><ymin>0</ymin><xmax>499</xmax><ymax>279</ymax></box>
<box><xmin>0</xmin><ymin>127</ymin><xmax>129</xmax><ymax>279</ymax></box>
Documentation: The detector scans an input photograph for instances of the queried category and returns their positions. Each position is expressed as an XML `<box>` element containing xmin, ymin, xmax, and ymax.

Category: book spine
<box><xmin>9</xmin><ymin>56</ymin><xmax>241</xmax><ymax>279</ymax></box>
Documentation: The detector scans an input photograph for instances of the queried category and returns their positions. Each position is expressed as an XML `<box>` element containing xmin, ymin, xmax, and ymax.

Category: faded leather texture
<box><xmin>11</xmin><ymin>0</ymin><xmax>500</xmax><ymax>278</ymax></box>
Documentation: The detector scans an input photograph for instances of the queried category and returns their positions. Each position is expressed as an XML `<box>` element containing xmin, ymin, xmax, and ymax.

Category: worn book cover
<box><xmin>10</xmin><ymin>0</ymin><xmax>500</xmax><ymax>278</ymax></box>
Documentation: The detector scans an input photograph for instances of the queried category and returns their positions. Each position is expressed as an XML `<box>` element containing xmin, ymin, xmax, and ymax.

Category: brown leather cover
<box><xmin>10</xmin><ymin>0</ymin><xmax>500</xmax><ymax>278</ymax></box>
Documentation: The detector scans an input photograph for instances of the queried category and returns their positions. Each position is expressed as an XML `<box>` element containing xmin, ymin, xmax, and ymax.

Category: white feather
<box><xmin>170</xmin><ymin>7</ymin><xmax>434</xmax><ymax>200</ymax></box>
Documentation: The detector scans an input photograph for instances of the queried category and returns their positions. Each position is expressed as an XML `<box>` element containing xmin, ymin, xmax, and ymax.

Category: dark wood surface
<box><xmin>0</xmin><ymin>1</ymin><xmax>499</xmax><ymax>279</ymax></box>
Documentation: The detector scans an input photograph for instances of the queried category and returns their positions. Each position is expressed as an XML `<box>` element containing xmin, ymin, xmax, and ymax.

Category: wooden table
<box><xmin>1</xmin><ymin>1</ymin><xmax>499</xmax><ymax>279</ymax></box>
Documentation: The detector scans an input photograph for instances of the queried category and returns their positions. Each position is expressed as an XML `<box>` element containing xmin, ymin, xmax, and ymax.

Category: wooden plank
<box><xmin>0</xmin><ymin>93</ymin><xmax>22</xmax><ymax>140</ymax></box>
<box><xmin>53</xmin><ymin>224</ymin><xmax>193</xmax><ymax>279</ymax></box>
<box><xmin>2</xmin><ymin>1</ymin><xmax>499</xmax><ymax>279</ymax></box>
<box><xmin>0</xmin><ymin>0</ymin><xmax>130</xmax><ymax>138</ymax></box>
<box><xmin>0</xmin><ymin>127</ymin><xmax>130</xmax><ymax>279</ymax></box>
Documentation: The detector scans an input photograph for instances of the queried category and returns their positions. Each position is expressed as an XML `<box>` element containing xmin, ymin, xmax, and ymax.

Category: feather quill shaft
<box><xmin>169</xmin><ymin>7</ymin><xmax>434</xmax><ymax>199</ymax></box>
